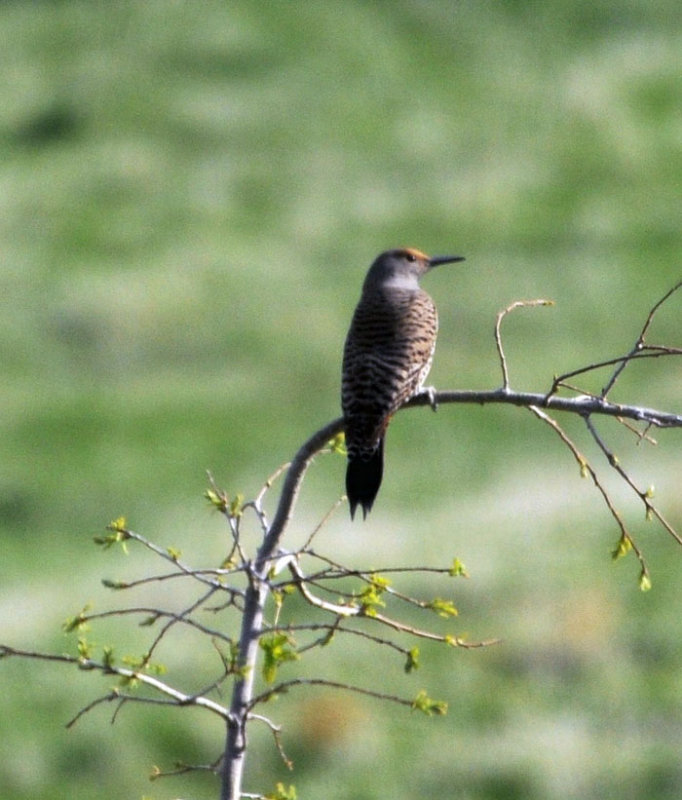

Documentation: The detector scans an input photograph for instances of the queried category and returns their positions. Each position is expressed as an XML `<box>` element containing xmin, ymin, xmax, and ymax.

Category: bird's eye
<box><xmin>405</xmin><ymin>252</ymin><xmax>416</xmax><ymax>262</ymax></box>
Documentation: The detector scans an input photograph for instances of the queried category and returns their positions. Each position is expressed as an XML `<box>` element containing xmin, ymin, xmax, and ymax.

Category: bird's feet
<box><xmin>422</xmin><ymin>385</ymin><xmax>438</xmax><ymax>412</ymax></box>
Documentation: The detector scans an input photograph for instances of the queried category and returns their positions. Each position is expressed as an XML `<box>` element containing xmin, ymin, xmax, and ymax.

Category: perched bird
<box><xmin>341</xmin><ymin>247</ymin><xmax>465</xmax><ymax>520</ymax></box>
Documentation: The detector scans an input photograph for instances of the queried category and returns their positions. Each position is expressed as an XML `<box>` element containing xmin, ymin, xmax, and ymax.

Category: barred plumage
<box><xmin>341</xmin><ymin>248</ymin><xmax>464</xmax><ymax>520</ymax></box>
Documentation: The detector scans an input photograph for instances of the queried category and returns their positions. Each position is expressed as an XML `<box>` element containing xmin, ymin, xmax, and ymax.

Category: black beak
<box><xmin>428</xmin><ymin>254</ymin><xmax>465</xmax><ymax>267</ymax></box>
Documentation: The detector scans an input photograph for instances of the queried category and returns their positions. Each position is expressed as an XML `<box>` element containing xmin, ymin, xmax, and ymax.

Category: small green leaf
<box><xmin>412</xmin><ymin>689</ymin><xmax>447</xmax><ymax>716</ymax></box>
<box><xmin>94</xmin><ymin>520</ymin><xmax>130</xmax><ymax>552</ymax></box>
<box><xmin>612</xmin><ymin>536</ymin><xmax>632</xmax><ymax>560</ymax></box>
<box><xmin>102</xmin><ymin>578</ymin><xmax>129</xmax><ymax>590</ymax></box>
<box><xmin>229</xmin><ymin>493</ymin><xmax>244</xmax><ymax>518</ymax></box>
<box><xmin>63</xmin><ymin>605</ymin><xmax>92</xmax><ymax>634</ymax></box>
<box><xmin>77</xmin><ymin>637</ymin><xmax>92</xmax><ymax>661</ymax></box>
<box><xmin>405</xmin><ymin>647</ymin><xmax>420</xmax><ymax>673</ymax></box>
<box><xmin>370</xmin><ymin>573</ymin><xmax>391</xmax><ymax>590</ymax></box>
<box><xmin>259</xmin><ymin>633</ymin><xmax>299</xmax><ymax>684</ymax></box>
<box><xmin>426</xmin><ymin>598</ymin><xmax>458</xmax><ymax>618</ymax></box>
<box><xmin>204</xmin><ymin>488</ymin><xmax>228</xmax><ymax>511</ymax></box>
<box><xmin>356</xmin><ymin>573</ymin><xmax>390</xmax><ymax>613</ymax></box>
<box><xmin>448</xmin><ymin>558</ymin><xmax>468</xmax><ymax>578</ymax></box>
<box><xmin>265</xmin><ymin>782</ymin><xmax>297</xmax><ymax>800</ymax></box>
<box><xmin>639</xmin><ymin>571</ymin><xmax>652</xmax><ymax>592</ymax></box>
<box><xmin>220</xmin><ymin>641</ymin><xmax>250</xmax><ymax>677</ymax></box>
<box><xmin>328</xmin><ymin>432</ymin><xmax>347</xmax><ymax>456</ymax></box>
<box><xmin>122</xmin><ymin>654</ymin><xmax>146</xmax><ymax>669</ymax></box>
<box><xmin>102</xmin><ymin>646</ymin><xmax>115</xmax><ymax>669</ymax></box>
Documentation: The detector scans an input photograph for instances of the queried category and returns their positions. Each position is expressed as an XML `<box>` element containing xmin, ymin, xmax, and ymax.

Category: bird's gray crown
<box><xmin>362</xmin><ymin>248</ymin><xmax>463</xmax><ymax>293</ymax></box>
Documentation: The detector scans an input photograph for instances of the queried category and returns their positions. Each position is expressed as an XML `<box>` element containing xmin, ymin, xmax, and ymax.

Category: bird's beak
<box><xmin>428</xmin><ymin>255</ymin><xmax>465</xmax><ymax>267</ymax></box>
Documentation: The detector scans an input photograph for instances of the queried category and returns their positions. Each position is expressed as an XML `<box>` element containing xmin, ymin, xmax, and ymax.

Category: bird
<box><xmin>341</xmin><ymin>247</ymin><xmax>465</xmax><ymax>520</ymax></box>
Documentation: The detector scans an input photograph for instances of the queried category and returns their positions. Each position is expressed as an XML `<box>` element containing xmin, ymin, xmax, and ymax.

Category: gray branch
<box><xmin>407</xmin><ymin>388</ymin><xmax>682</xmax><ymax>428</ymax></box>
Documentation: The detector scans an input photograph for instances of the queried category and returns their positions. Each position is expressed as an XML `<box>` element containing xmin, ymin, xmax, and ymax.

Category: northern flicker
<box><xmin>341</xmin><ymin>247</ymin><xmax>464</xmax><ymax>520</ymax></box>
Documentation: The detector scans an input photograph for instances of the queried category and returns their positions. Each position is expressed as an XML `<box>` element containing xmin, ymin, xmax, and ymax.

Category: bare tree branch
<box><xmin>3</xmin><ymin>282</ymin><xmax>681</xmax><ymax>800</ymax></box>
<box><xmin>406</xmin><ymin>389</ymin><xmax>682</xmax><ymax>428</ymax></box>
<box><xmin>0</xmin><ymin>645</ymin><xmax>233</xmax><ymax>722</ymax></box>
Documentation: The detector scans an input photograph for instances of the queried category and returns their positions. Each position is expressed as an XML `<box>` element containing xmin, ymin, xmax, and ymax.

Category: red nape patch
<box><xmin>399</xmin><ymin>247</ymin><xmax>429</xmax><ymax>261</ymax></box>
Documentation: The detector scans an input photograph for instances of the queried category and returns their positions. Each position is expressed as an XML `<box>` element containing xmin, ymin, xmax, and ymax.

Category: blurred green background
<box><xmin>1</xmin><ymin>1</ymin><xmax>682</xmax><ymax>798</ymax></box>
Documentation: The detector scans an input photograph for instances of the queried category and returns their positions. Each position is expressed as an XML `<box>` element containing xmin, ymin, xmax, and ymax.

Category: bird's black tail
<box><xmin>346</xmin><ymin>438</ymin><xmax>384</xmax><ymax>520</ymax></box>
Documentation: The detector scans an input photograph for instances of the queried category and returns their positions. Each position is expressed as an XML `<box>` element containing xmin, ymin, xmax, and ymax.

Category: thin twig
<box><xmin>117</xmin><ymin>527</ymin><xmax>229</xmax><ymax>591</ymax></box>
<box><xmin>494</xmin><ymin>299</ymin><xmax>555</xmax><ymax>391</ymax></box>
<box><xmin>255</xmin><ymin>461</ymin><xmax>292</xmax><ymax>507</ymax></box>
<box><xmin>300</xmin><ymin>496</ymin><xmax>346</xmax><ymax>551</ymax></box>
<box><xmin>0</xmin><ymin>646</ymin><xmax>233</xmax><ymax>723</ymax></box>
<box><xmin>101</xmin><ymin>568</ymin><xmax>246</xmax><ymax>593</ymax></box>
<box><xmin>549</xmin><ymin>346</ymin><xmax>682</xmax><ymax>397</ymax></box>
<box><xmin>248</xmin><ymin>677</ymin><xmax>418</xmax><ymax>711</ymax></box>
<box><xmin>601</xmin><ymin>279</ymin><xmax>682</xmax><ymax>397</ymax></box>
<box><xmin>585</xmin><ymin>416</ymin><xmax>682</xmax><ymax>547</ymax></box>
<box><xmin>143</xmin><ymin>585</ymin><xmax>222</xmax><ymax>662</ymax></box>
<box><xmin>264</xmin><ymin>619</ymin><xmax>411</xmax><ymax>658</ymax></box>
<box><xmin>151</xmin><ymin>755</ymin><xmax>223</xmax><ymax>780</ymax></box>
<box><xmin>248</xmin><ymin>713</ymin><xmax>293</xmax><ymax>770</ymax></box>
<box><xmin>66</xmin><ymin>691</ymin><xmax>121</xmax><ymax>728</ymax></box>
<box><xmin>78</xmin><ymin>604</ymin><xmax>235</xmax><ymax>644</ymax></box>
<box><xmin>616</xmin><ymin>417</ymin><xmax>657</xmax><ymax>445</ymax></box>
<box><xmin>528</xmin><ymin>405</ymin><xmax>649</xmax><ymax>579</ymax></box>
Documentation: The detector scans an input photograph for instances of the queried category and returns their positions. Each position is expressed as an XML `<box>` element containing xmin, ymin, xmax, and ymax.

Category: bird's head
<box><xmin>363</xmin><ymin>248</ymin><xmax>464</xmax><ymax>292</ymax></box>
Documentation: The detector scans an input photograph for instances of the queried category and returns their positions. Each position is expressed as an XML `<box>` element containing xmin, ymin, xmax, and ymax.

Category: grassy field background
<box><xmin>1</xmin><ymin>2</ymin><xmax>682</xmax><ymax>798</ymax></box>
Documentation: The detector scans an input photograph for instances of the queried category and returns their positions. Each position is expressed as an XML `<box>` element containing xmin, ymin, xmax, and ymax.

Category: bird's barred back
<box><xmin>342</xmin><ymin>287</ymin><xmax>438</xmax><ymax>453</ymax></box>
